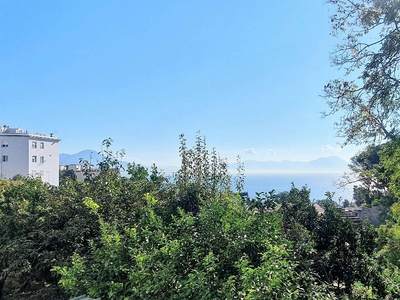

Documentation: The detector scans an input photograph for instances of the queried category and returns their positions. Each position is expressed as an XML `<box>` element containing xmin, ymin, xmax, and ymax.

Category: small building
<box><xmin>0</xmin><ymin>125</ymin><xmax>61</xmax><ymax>186</ymax></box>
<box><xmin>342</xmin><ymin>206</ymin><xmax>385</xmax><ymax>226</ymax></box>
<box><xmin>60</xmin><ymin>164</ymin><xmax>83</xmax><ymax>172</ymax></box>
<box><xmin>60</xmin><ymin>164</ymin><xmax>101</xmax><ymax>181</ymax></box>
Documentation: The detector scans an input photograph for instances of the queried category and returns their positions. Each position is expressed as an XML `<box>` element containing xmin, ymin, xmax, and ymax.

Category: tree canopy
<box><xmin>2</xmin><ymin>136</ymin><xmax>399</xmax><ymax>299</ymax></box>
<box><xmin>323</xmin><ymin>0</ymin><xmax>400</xmax><ymax>145</ymax></box>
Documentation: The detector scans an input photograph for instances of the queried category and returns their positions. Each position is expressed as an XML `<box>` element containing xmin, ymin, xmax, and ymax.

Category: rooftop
<box><xmin>0</xmin><ymin>125</ymin><xmax>60</xmax><ymax>141</ymax></box>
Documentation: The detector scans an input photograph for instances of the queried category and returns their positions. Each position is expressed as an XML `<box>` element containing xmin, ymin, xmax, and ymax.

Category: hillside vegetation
<box><xmin>3</xmin><ymin>0</ymin><xmax>400</xmax><ymax>298</ymax></box>
<box><xmin>1</xmin><ymin>135</ymin><xmax>400</xmax><ymax>299</ymax></box>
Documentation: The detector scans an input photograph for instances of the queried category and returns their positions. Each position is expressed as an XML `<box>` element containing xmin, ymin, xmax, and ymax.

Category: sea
<box><xmin>239</xmin><ymin>173</ymin><xmax>353</xmax><ymax>202</ymax></box>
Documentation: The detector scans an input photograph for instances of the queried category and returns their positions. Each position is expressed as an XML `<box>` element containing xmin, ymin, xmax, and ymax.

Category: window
<box><xmin>2</xmin><ymin>141</ymin><xmax>8</xmax><ymax>147</ymax></box>
<box><xmin>40</xmin><ymin>156</ymin><xmax>45</xmax><ymax>163</ymax></box>
<box><xmin>32</xmin><ymin>142</ymin><xmax>37</xmax><ymax>149</ymax></box>
<box><xmin>40</xmin><ymin>142</ymin><xmax>44</xmax><ymax>149</ymax></box>
<box><xmin>2</xmin><ymin>155</ymin><xmax>8</xmax><ymax>162</ymax></box>
<box><xmin>32</xmin><ymin>156</ymin><xmax>37</xmax><ymax>163</ymax></box>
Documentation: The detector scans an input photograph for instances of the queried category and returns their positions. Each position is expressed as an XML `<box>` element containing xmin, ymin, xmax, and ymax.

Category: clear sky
<box><xmin>0</xmin><ymin>1</ymin><xmax>360</xmax><ymax>167</ymax></box>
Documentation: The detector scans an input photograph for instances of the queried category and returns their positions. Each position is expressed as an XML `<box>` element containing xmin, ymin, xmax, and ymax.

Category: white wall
<box><xmin>0</xmin><ymin>133</ymin><xmax>60</xmax><ymax>186</ymax></box>
<box><xmin>28</xmin><ymin>137</ymin><xmax>60</xmax><ymax>186</ymax></box>
<box><xmin>0</xmin><ymin>135</ymin><xmax>29</xmax><ymax>179</ymax></box>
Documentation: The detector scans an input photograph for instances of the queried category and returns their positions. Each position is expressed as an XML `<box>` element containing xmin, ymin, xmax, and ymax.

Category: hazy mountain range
<box><xmin>60</xmin><ymin>150</ymin><xmax>349</xmax><ymax>174</ymax></box>
<box><xmin>60</xmin><ymin>150</ymin><xmax>105</xmax><ymax>165</ymax></box>
<box><xmin>237</xmin><ymin>156</ymin><xmax>349</xmax><ymax>174</ymax></box>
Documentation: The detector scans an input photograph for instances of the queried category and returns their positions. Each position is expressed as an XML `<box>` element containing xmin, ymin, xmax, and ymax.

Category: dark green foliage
<box><xmin>169</xmin><ymin>133</ymin><xmax>231</xmax><ymax>217</ymax></box>
<box><xmin>59</xmin><ymin>169</ymin><xmax>77</xmax><ymax>184</ymax></box>
<box><xmin>2</xmin><ymin>136</ymin><xmax>400</xmax><ymax>299</ymax></box>
<box><xmin>245</xmin><ymin>190</ymin><xmax>278</xmax><ymax>212</ymax></box>
<box><xmin>11</xmin><ymin>174</ymin><xmax>26</xmax><ymax>181</ymax></box>
<box><xmin>349</xmin><ymin>144</ymin><xmax>385</xmax><ymax>191</ymax></box>
<box><xmin>0</xmin><ymin>178</ymin><xmax>98</xmax><ymax>300</ymax></box>
<box><xmin>322</xmin><ymin>2</ymin><xmax>400</xmax><ymax>294</ymax></box>
<box><xmin>342</xmin><ymin>199</ymin><xmax>350</xmax><ymax>208</ymax></box>
<box><xmin>279</xmin><ymin>187</ymin><xmax>389</xmax><ymax>298</ymax></box>
<box><xmin>54</xmin><ymin>194</ymin><xmax>334</xmax><ymax>299</ymax></box>
<box><xmin>345</xmin><ymin>143</ymin><xmax>396</xmax><ymax>207</ymax></box>
<box><xmin>344</xmin><ymin>138</ymin><xmax>400</xmax><ymax>208</ymax></box>
<box><xmin>280</xmin><ymin>185</ymin><xmax>318</xmax><ymax>232</ymax></box>
<box><xmin>127</xmin><ymin>162</ymin><xmax>148</xmax><ymax>181</ymax></box>
<box><xmin>378</xmin><ymin>202</ymin><xmax>400</xmax><ymax>270</ymax></box>
<box><xmin>314</xmin><ymin>202</ymin><xmax>381</xmax><ymax>295</ymax></box>
<box><xmin>379</xmin><ymin>138</ymin><xmax>400</xmax><ymax>201</ymax></box>
<box><xmin>79</xmin><ymin>140</ymin><xmax>167</xmax><ymax>229</ymax></box>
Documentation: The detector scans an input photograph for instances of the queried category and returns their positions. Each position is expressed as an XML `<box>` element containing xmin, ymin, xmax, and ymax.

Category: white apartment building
<box><xmin>0</xmin><ymin>126</ymin><xmax>61</xmax><ymax>186</ymax></box>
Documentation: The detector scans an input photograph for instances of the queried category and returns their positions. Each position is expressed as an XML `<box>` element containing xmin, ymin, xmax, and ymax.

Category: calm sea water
<box><xmin>239</xmin><ymin>173</ymin><xmax>353</xmax><ymax>201</ymax></box>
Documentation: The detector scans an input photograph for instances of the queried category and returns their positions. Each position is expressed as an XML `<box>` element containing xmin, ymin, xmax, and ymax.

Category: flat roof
<box><xmin>0</xmin><ymin>127</ymin><xmax>60</xmax><ymax>141</ymax></box>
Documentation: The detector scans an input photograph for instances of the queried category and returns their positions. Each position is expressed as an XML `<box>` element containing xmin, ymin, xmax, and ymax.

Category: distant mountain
<box><xmin>60</xmin><ymin>151</ymin><xmax>349</xmax><ymax>175</ymax></box>
<box><xmin>59</xmin><ymin>150</ymin><xmax>175</xmax><ymax>174</ymax></box>
<box><xmin>60</xmin><ymin>149</ymin><xmax>132</xmax><ymax>172</ymax></box>
<box><xmin>59</xmin><ymin>150</ymin><xmax>103</xmax><ymax>165</ymax></box>
<box><xmin>230</xmin><ymin>156</ymin><xmax>349</xmax><ymax>174</ymax></box>
<box><xmin>307</xmin><ymin>156</ymin><xmax>349</xmax><ymax>170</ymax></box>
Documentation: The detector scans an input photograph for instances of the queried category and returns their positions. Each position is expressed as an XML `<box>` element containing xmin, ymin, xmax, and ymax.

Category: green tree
<box><xmin>344</xmin><ymin>138</ymin><xmax>400</xmax><ymax>207</ymax></box>
<box><xmin>277</xmin><ymin>186</ymin><xmax>386</xmax><ymax>297</ymax></box>
<box><xmin>11</xmin><ymin>174</ymin><xmax>25</xmax><ymax>181</ymax></box>
<box><xmin>379</xmin><ymin>138</ymin><xmax>400</xmax><ymax>201</ymax></box>
<box><xmin>55</xmin><ymin>193</ymin><xmax>335</xmax><ymax>299</ymax></box>
<box><xmin>323</xmin><ymin>0</ymin><xmax>400</xmax><ymax>145</ymax></box>
<box><xmin>0</xmin><ymin>178</ymin><xmax>98</xmax><ymax>299</ymax></box>
<box><xmin>314</xmin><ymin>202</ymin><xmax>382</xmax><ymax>296</ymax></box>
<box><xmin>280</xmin><ymin>185</ymin><xmax>318</xmax><ymax>233</ymax></box>
<box><xmin>378</xmin><ymin>202</ymin><xmax>400</xmax><ymax>267</ymax></box>
<box><xmin>0</xmin><ymin>138</ymin><xmax>167</xmax><ymax>299</ymax></box>
<box><xmin>59</xmin><ymin>169</ymin><xmax>77</xmax><ymax>184</ymax></box>
<box><xmin>127</xmin><ymin>162</ymin><xmax>148</xmax><ymax>181</ymax></box>
<box><xmin>346</xmin><ymin>144</ymin><xmax>394</xmax><ymax>207</ymax></box>
<box><xmin>170</xmin><ymin>133</ymin><xmax>232</xmax><ymax>217</ymax></box>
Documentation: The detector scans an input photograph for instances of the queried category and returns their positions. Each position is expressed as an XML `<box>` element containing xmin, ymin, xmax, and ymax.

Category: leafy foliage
<box><xmin>324</xmin><ymin>0</ymin><xmax>400</xmax><ymax>145</ymax></box>
<box><xmin>55</xmin><ymin>193</ymin><xmax>336</xmax><ymax>299</ymax></box>
<box><xmin>379</xmin><ymin>138</ymin><xmax>400</xmax><ymax>201</ymax></box>
<box><xmin>278</xmin><ymin>187</ymin><xmax>387</xmax><ymax>298</ymax></box>
<box><xmin>168</xmin><ymin>133</ymin><xmax>232</xmax><ymax>217</ymax></box>
<box><xmin>345</xmin><ymin>143</ymin><xmax>393</xmax><ymax>207</ymax></box>
<box><xmin>0</xmin><ymin>178</ymin><xmax>98</xmax><ymax>299</ymax></box>
<box><xmin>1</xmin><ymin>136</ymin><xmax>400</xmax><ymax>299</ymax></box>
<box><xmin>344</xmin><ymin>137</ymin><xmax>400</xmax><ymax>207</ymax></box>
<box><xmin>59</xmin><ymin>169</ymin><xmax>77</xmax><ymax>184</ymax></box>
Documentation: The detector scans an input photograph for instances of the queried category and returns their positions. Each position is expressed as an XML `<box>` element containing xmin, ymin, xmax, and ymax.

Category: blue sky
<box><xmin>0</xmin><ymin>1</ymin><xmax>360</xmax><ymax>167</ymax></box>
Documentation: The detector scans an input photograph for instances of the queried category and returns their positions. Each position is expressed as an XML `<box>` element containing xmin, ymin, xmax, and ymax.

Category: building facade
<box><xmin>0</xmin><ymin>126</ymin><xmax>61</xmax><ymax>185</ymax></box>
<box><xmin>60</xmin><ymin>164</ymin><xmax>101</xmax><ymax>181</ymax></box>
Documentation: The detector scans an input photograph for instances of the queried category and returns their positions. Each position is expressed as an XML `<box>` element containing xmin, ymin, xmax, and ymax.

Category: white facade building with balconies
<box><xmin>0</xmin><ymin>126</ymin><xmax>61</xmax><ymax>185</ymax></box>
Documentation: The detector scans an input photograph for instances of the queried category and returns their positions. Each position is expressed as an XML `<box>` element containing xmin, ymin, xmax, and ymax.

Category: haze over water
<box><xmin>243</xmin><ymin>173</ymin><xmax>352</xmax><ymax>201</ymax></box>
